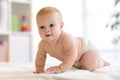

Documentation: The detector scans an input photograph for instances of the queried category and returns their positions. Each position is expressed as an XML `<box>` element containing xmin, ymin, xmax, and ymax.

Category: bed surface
<box><xmin>0</xmin><ymin>63</ymin><xmax>120</xmax><ymax>80</ymax></box>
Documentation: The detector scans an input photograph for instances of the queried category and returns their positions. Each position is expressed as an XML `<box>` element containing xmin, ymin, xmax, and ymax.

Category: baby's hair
<box><xmin>36</xmin><ymin>6</ymin><xmax>62</xmax><ymax>21</ymax></box>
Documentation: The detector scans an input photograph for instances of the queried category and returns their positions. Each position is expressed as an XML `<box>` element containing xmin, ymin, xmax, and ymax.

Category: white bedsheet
<box><xmin>0</xmin><ymin>63</ymin><xmax>120</xmax><ymax>80</ymax></box>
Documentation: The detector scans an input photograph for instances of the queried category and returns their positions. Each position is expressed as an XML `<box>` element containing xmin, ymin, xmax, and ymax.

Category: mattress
<box><xmin>0</xmin><ymin>63</ymin><xmax>120</xmax><ymax>80</ymax></box>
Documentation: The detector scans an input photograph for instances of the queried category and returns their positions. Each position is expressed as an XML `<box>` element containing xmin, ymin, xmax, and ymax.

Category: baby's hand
<box><xmin>45</xmin><ymin>66</ymin><xmax>62</xmax><ymax>74</ymax></box>
<box><xmin>33</xmin><ymin>71</ymin><xmax>41</xmax><ymax>74</ymax></box>
<box><xmin>33</xmin><ymin>70</ymin><xmax>44</xmax><ymax>74</ymax></box>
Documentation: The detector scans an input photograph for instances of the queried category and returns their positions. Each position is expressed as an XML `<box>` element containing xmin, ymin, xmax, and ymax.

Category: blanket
<box><xmin>0</xmin><ymin>63</ymin><xmax>120</xmax><ymax>80</ymax></box>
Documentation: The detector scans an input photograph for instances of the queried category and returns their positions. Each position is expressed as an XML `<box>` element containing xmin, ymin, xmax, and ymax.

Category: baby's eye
<box><xmin>39</xmin><ymin>26</ymin><xmax>44</xmax><ymax>29</ymax></box>
<box><xmin>49</xmin><ymin>24</ymin><xmax>54</xmax><ymax>27</ymax></box>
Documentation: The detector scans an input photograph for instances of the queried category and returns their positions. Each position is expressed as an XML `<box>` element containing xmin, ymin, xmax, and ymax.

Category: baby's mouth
<box><xmin>45</xmin><ymin>34</ymin><xmax>52</xmax><ymax>37</ymax></box>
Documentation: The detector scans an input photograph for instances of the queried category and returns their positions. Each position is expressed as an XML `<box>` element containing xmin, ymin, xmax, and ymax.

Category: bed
<box><xmin>0</xmin><ymin>62</ymin><xmax>120</xmax><ymax>80</ymax></box>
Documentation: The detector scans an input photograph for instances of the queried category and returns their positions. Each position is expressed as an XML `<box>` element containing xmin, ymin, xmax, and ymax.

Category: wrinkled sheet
<box><xmin>0</xmin><ymin>63</ymin><xmax>120</xmax><ymax>80</ymax></box>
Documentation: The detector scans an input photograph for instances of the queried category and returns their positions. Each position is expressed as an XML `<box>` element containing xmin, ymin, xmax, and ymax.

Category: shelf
<box><xmin>10</xmin><ymin>0</ymin><xmax>30</xmax><ymax>4</ymax></box>
<box><xmin>0</xmin><ymin>32</ymin><xmax>9</xmax><ymax>36</ymax></box>
<box><xmin>11</xmin><ymin>2</ymin><xmax>31</xmax><ymax>32</ymax></box>
<box><xmin>0</xmin><ymin>0</ymin><xmax>9</xmax><ymax>33</ymax></box>
<box><xmin>10</xmin><ymin>32</ymin><xmax>31</xmax><ymax>36</ymax></box>
<box><xmin>0</xmin><ymin>0</ymin><xmax>32</xmax><ymax>62</ymax></box>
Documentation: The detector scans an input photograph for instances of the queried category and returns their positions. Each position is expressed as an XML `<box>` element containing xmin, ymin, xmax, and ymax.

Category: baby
<box><xmin>35</xmin><ymin>6</ymin><xmax>110</xmax><ymax>74</ymax></box>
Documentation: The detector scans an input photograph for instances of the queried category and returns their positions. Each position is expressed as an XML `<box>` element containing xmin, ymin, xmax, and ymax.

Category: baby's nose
<box><xmin>45</xmin><ymin>28</ymin><xmax>50</xmax><ymax>32</ymax></box>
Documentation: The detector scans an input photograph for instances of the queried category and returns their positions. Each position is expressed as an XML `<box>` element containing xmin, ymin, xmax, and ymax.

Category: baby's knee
<box><xmin>81</xmin><ymin>65</ymin><xmax>97</xmax><ymax>72</ymax></box>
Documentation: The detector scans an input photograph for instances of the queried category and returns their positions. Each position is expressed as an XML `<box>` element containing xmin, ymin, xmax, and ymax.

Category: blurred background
<box><xmin>0</xmin><ymin>0</ymin><xmax>120</xmax><ymax>65</ymax></box>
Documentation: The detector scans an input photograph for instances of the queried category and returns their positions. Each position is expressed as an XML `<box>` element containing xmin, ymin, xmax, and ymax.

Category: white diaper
<box><xmin>83</xmin><ymin>38</ymin><xmax>97</xmax><ymax>53</ymax></box>
<box><xmin>73</xmin><ymin>38</ymin><xmax>98</xmax><ymax>68</ymax></box>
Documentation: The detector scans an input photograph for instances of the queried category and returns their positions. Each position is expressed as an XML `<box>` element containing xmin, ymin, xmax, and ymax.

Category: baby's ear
<box><xmin>61</xmin><ymin>21</ymin><xmax>64</xmax><ymax>28</ymax></box>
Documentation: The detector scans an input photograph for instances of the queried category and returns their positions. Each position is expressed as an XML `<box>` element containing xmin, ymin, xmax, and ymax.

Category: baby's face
<box><xmin>37</xmin><ymin>13</ymin><xmax>63</xmax><ymax>42</ymax></box>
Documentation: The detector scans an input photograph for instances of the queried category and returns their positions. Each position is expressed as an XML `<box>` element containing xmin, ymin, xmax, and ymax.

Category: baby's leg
<box><xmin>79</xmin><ymin>50</ymin><xmax>109</xmax><ymax>71</ymax></box>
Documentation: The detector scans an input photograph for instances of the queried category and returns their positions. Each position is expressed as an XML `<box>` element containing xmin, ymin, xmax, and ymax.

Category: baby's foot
<box><xmin>104</xmin><ymin>60</ymin><xmax>110</xmax><ymax>66</ymax></box>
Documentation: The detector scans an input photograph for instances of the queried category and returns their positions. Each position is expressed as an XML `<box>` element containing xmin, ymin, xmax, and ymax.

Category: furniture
<box><xmin>0</xmin><ymin>0</ymin><xmax>32</xmax><ymax>62</ymax></box>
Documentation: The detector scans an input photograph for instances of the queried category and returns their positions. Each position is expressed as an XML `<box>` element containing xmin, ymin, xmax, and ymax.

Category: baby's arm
<box><xmin>46</xmin><ymin>51</ymin><xmax>77</xmax><ymax>74</ymax></box>
<box><xmin>59</xmin><ymin>48</ymin><xmax>77</xmax><ymax>72</ymax></box>
<box><xmin>46</xmin><ymin>38</ymin><xmax>78</xmax><ymax>73</ymax></box>
<box><xmin>46</xmin><ymin>49</ymin><xmax>77</xmax><ymax>73</ymax></box>
<box><xmin>35</xmin><ymin>42</ymin><xmax>46</xmax><ymax>73</ymax></box>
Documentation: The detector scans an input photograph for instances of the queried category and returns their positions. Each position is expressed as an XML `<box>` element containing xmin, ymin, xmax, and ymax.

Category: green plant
<box><xmin>115</xmin><ymin>0</ymin><xmax>120</xmax><ymax>5</ymax></box>
<box><xmin>106</xmin><ymin>0</ymin><xmax>120</xmax><ymax>45</ymax></box>
<box><xmin>106</xmin><ymin>0</ymin><xmax>120</xmax><ymax>30</ymax></box>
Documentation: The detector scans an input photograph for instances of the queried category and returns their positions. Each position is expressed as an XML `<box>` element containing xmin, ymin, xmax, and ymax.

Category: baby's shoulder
<box><xmin>61</xmin><ymin>32</ymin><xmax>74</xmax><ymax>41</ymax></box>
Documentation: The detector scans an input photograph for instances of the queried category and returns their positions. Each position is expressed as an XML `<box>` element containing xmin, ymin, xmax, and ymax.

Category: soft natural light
<box><xmin>0</xmin><ymin>0</ymin><xmax>120</xmax><ymax>79</ymax></box>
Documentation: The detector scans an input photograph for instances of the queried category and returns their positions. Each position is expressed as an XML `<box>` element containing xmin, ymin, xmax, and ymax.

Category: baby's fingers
<box><xmin>46</xmin><ymin>66</ymin><xmax>61</xmax><ymax>74</ymax></box>
<box><xmin>33</xmin><ymin>71</ymin><xmax>40</xmax><ymax>74</ymax></box>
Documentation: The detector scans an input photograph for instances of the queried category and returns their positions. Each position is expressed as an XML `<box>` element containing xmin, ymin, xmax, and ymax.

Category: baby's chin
<box><xmin>44</xmin><ymin>37</ymin><xmax>55</xmax><ymax>42</ymax></box>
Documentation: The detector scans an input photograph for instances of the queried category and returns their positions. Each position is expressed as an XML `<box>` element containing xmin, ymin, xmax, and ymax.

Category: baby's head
<box><xmin>36</xmin><ymin>7</ymin><xmax>63</xmax><ymax>26</ymax></box>
<box><xmin>36</xmin><ymin>7</ymin><xmax>62</xmax><ymax>19</ymax></box>
<box><xmin>36</xmin><ymin>7</ymin><xmax>64</xmax><ymax>41</ymax></box>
